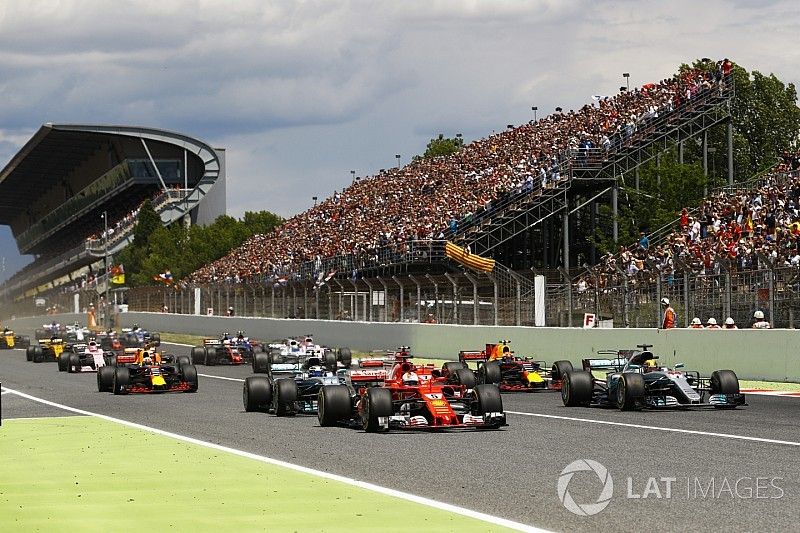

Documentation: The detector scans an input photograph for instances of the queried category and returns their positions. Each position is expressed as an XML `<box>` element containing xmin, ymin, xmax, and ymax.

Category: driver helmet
<box><xmin>237</xmin><ymin>330</ymin><xmax>245</xmax><ymax>339</ymax></box>
<box><xmin>725</xmin><ymin>317</ymin><xmax>735</xmax><ymax>326</ymax></box>
<box><xmin>402</xmin><ymin>370</ymin><xmax>419</xmax><ymax>385</ymax></box>
<box><xmin>88</xmin><ymin>341</ymin><xmax>97</xmax><ymax>348</ymax></box>
<box><xmin>691</xmin><ymin>317</ymin><xmax>701</xmax><ymax>326</ymax></box>
<box><xmin>308</xmin><ymin>365</ymin><xmax>324</xmax><ymax>377</ymax></box>
<box><xmin>74</xmin><ymin>322</ymin><xmax>80</xmax><ymax>328</ymax></box>
<box><xmin>132</xmin><ymin>323</ymin><xmax>140</xmax><ymax>331</ymax></box>
<box><xmin>142</xmin><ymin>351</ymin><xmax>152</xmax><ymax>365</ymax></box>
<box><xmin>754</xmin><ymin>310</ymin><xmax>765</xmax><ymax>320</ymax></box>
<box><xmin>706</xmin><ymin>317</ymin><xmax>717</xmax><ymax>326</ymax></box>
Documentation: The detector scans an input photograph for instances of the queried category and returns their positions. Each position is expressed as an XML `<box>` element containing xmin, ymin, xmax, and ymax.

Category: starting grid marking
<box><xmin>0</xmin><ymin>386</ymin><xmax>545</xmax><ymax>533</ymax></box>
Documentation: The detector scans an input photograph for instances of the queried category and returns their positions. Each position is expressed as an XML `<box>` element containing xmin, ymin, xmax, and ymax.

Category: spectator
<box><xmin>752</xmin><ymin>310</ymin><xmax>771</xmax><ymax>329</ymax></box>
<box><xmin>688</xmin><ymin>317</ymin><xmax>703</xmax><ymax>329</ymax></box>
<box><xmin>705</xmin><ymin>317</ymin><xmax>721</xmax><ymax>329</ymax></box>
<box><xmin>723</xmin><ymin>317</ymin><xmax>738</xmax><ymax>329</ymax></box>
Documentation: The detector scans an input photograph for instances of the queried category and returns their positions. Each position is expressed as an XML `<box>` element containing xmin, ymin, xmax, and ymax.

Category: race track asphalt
<box><xmin>1</xmin><ymin>339</ymin><xmax>798</xmax><ymax>532</ymax></box>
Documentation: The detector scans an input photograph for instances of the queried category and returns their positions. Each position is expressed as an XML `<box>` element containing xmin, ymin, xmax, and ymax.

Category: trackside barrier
<box><xmin>7</xmin><ymin>313</ymin><xmax>799</xmax><ymax>383</ymax></box>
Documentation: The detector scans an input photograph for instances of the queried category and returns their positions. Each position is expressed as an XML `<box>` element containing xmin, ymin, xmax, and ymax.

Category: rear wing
<box><xmin>459</xmin><ymin>350</ymin><xmax>488</xmax><ymax>363</ymax></box>
<box><xmin>118</xmin><ymin>348</ymin><xmax>140</xmax><ymax>364</ymax></box>
<box><xmin>203</xmin><ymin>339</ymin><xmax>223</xmax><ymax>346</ymax></box>
<box><xmin>347</xmin><ymin>368</ymin><xmax>387</xmax><ymax>384</ymax></box>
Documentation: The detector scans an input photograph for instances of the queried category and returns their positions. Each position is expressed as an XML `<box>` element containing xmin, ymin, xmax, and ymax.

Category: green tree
<box><xmin>415</xmin><ymin>134</ymin><xmax>464</xmax><ymax>160</ymax></box>
<box><xmin>132</xmin><ymin>200</ymin><xmax>161</xmax><ymax>247</ymax></box>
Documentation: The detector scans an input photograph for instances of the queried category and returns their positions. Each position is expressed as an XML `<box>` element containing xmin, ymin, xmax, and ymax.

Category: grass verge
<box><xmin>0</xmin><ymin>416</ymin><xmax>513</xmax><ymax>532</ymax></box>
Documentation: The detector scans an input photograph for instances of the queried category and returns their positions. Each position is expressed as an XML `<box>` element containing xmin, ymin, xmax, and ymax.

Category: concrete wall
<box><xmin>9</xmin><ymin>313</ymin><xmax>799</xmax><ymax>382</ymax></box>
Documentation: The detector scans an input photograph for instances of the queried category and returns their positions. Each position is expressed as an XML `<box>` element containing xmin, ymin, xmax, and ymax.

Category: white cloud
<box><xmin>0</xmin><ymin>0</ymin><xmax>799</xmax><ymax>276</ymax></box>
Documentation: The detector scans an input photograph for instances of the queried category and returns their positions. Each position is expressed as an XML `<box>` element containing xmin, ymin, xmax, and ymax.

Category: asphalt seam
<box><xmin>1</xmin><ymin>386</ymin><xmax>547</xmax><ymax>533</ymax></box>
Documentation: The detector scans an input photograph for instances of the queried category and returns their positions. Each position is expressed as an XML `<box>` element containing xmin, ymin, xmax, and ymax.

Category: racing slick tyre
<box><xmin>191</xmin><ymin>346</ymin><xmax>206</xmax><ymax>365</ymax></box>
<box><xmin>451</xmin><ymin>368</ymin><xmax>477</xmax><ymax>389</ymax></box>
<box><xmin>338</xmin><ymin>348</ymin><xmax>352</xmax><ymax>368</ymax></box>
<box><xmin>616</xmin><ymin>373</ymin><xmax>645</xmax><ymax>411</ymax></box>
<box><xmin>104</xmin><ymin>356</ymin><xmax>117</xmax><ymax>367</ymax></box>
<box><xmin>551</xmin><ymin>360</ymin><xmax>574</xmax><ymax>381</ymax></box>
<box><xmin>181</xmin><ymin>364</ymin><xmax>199</xmax><ymax>392</ymax></box>
<box><xmin>253</xmin><ymin>353</ymin><xmax>270</xmax><ymax>373</ymax></box>
<box><xmin>33</xmin><ymin>346</ymin><xmax>45</xmax><ymax>363</ymax></box>
<box><xmin>19</xmin><ymin>336</ymin><xmax>30</xmax><ymax>349</ymax></box>
<box><xmin>274</xmin><ymin>378</ymin><xmax>298</xmax><ymax>417</ymax></box>
<box><xmin>67</xmin><ymin>353</ymin><xmax>81</xmax><ymax>373</ymax></box>
<box><xmin>478</xmin><ymin>361</ymin><xmax>502</xmax><ymax>385</ymax></box>
<box><xmin>243</xmin><ymin>376</ymin><xmax>273</xmax><ymax>412</ymax></box>
<box><xmin>561</xmin><ymin>370</ymin><xmax>593</xmax><ymax>407</ymax></box>
<box><xmin>97</xmin><ymin>366</ymin><xmax>115</xmax><ymax>392</ymax></box>
<box><xmin>34</xmin><ymin>329</ymin><xmax>46</xmax><ymax>341</ymax></box>
<box><xmin>361</xmin><ymin>387</ymin><xmax>392</xmax><ymax>433</ymax></box>
<box><xmin>442</xmin><ymin>361</ymin><xmax>466</xmax><ymax>376</ymax></box>
<box><xmin>473</xmin><ymin>384</ymin><xmax>503</xmax><ymax>416</ymax></box>
<box><xmin>176</xmin><ymin>355</ymin><xmax>191</xmax><ymax>368</ymax></box>
<box><xmin>58</xmin><ymin>352</ymin><xmax>70</xmax><ymax>371</ymax></box>
<box><xmin>112</xmin><ymin>367</ymin><xmax>130</xmax><ymax>395</ymax></box>
<box><xmin>323</xmin><ymin>351</ymin><xmax>338</xmax><ymax>372</ymax></box>
<box><xmin>26</xmin><ymin>346</ymin><xmax>34</xmax><ymax>361</ymax></box>
<box><xmin>204</xmin><ymin>349</ymin><xmax>217</xmax><ymax>366</ymax></box>
<box><xmin>150</xmin><ymin>333</ymin><xmax>161</xmax><ymax>346</ymax></box>
<box><xmin>710</xmin><ymin>370</ymin><xmax>739</xmax><ymax>395</ymax></box>
<box><xmin>318</xmin><ymin>385</ymin><xmax>352</xmax><ymax>426</ymax></box>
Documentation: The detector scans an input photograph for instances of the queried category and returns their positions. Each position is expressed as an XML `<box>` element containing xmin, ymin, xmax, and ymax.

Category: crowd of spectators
<box><xmin>583</xmin><ymin>151</ymin><xmax>800</xmax><ymax>292</ymax></box>
<box><xmin>191</xmin><ymin>60</ymin><xmax>733</xmax><ymax>283</ymax></box>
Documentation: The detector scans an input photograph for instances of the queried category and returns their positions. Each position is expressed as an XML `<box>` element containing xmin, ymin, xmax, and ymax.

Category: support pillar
<box><xmin>409</xmin><ymin>275</ymin><xmax>422</xmax><ymax>323</ymax></box>
<box><xmin>463</xmin><ymin>271</ymin><xmax>480</xmax><ymax>325</ymax></box>
<box><xmin>364</xmin><ymin>278</ymin><xmax>375</xmax><ymax>322</ymax></box>
<box><xmin>378</xmin><ymin>277</ymin><xmax>391</xmax><ymax>322</ymax></box>
<box><xmin>702</xmin><ymin>130</ymin><xmax>708</xmax><ymax>196</ymax></box>
<box><xmin>392</xmin><ymin>276</ymin><xmax>404</xmax><ymax>323</ymax></box>
<box><xmin>444</xmin><ymin>273</ymin><xmax>459</xmax><ymax>325</ymax></box>
<box><xmin>611</xmin><ymin>185</ymin><xmax>618</xmax><ymax>243</ymax></box>
<box><xmin>425</xmin><ymin>274</ymin><xmax>440</xmax><ymax>324</ymax></box>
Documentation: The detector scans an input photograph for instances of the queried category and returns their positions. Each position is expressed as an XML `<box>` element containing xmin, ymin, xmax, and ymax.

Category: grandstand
<box><xmin>0</xmin><ymin>124</ymin><xmax>225</xmax><ymax>308</ymax></box>
<box><xmin>105</xmin><ymin>61</ymin><xmax>745</xmax><ymax>327</ymax></box>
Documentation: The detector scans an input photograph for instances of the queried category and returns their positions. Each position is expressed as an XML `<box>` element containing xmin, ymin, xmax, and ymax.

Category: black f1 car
<box><xmin>561</xmin><ymin>344</ymin><xmax>745</xmax><ymax>410</ymax></box>
<box><xmin>97</xmin><ymin>348</ymin><xmax>197</xmax><ymax>394</ymax></box>
<box><xmin>242</xmin><ymin>354</ymin><xmax>342</xmax><ymax>416</ymax></box>
<box><xmin>444</xmin><ymin>340</ymin><xmax>573</xmax><ymax>392</ymax></box>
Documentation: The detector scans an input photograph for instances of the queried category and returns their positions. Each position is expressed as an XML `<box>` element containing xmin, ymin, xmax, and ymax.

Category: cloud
<box><xmin>0</xmin><ymin>0</ymin><xmax>799</xmax><ymax>277</ymax></box>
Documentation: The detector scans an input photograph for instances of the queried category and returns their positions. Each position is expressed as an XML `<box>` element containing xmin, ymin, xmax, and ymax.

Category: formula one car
<box><xmin>35</xmin><ymin>322</ymin><xmax>63</xmax><ymax>340</ymax></box>
<box><xmin>95</xmin><ymin>330</ymin><xmax>124</xmax><ymax>354</ymax></box>
<box><xmin>120</xmin><ymin>325</ymin><xmax>161</xmax><ymax>348</ymax></box>
<box><xmin>97</xmin><ymin>346</ymin><xmax>197</xmax><ymax>394</ymax></box>
<box><xmin>442</xmin><ymin>340</ymin><xmax>573</xmax><ymax>392</ymax></box>
<box><xmin>63</xmin><ymin>341</ymin><xmax>114</xmax><ymax>373</ymax></box>
<box><xmin>191</xmin><ymin>337</ymin><xmax>252</xmax><ymax>365</ymax></box>
<box><xmin>26</xmin><ymin>337</ymin><xmax>67</xmax><ymax>363</ymax></box>
<box><xmin>0</xmin><ymin>328</ymin><xmax>30</xmax><ymax>350</ymax></box>
<box><xmin>254</xmin><ymin>336</ymin><xmax>351</xmax><ymax>373</ymax></box>
<box><xmin>242</xmin><ymin>352</ymin><xmax>342</xmax><ymax>416</ymax></box>
<box><xmin>560</xmin><ymin>344</ymin><xmax>746</xmax><ymax>410</ymax></box>
<box><xmin>316</xmin><ymin>347</ymin><xmax>506</xmax><ymax>432</ymax></box>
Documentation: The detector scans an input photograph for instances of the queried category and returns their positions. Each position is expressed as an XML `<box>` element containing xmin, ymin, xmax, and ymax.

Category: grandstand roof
<box><xmin>0</xmin><ymin>123</ymin><xmax>218</xmax><ymax>226</ymax></box>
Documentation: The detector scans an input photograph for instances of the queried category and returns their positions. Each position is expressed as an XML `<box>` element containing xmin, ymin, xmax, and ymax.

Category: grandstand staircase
<box><xmin>454</xmin><ymin>77</ymin><xmax>734</xmax><ymax>264</ymax></box>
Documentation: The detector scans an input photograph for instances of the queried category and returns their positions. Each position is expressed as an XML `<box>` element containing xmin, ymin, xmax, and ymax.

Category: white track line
<box><xmin>1</xmin><ymin>386</ymin><xmax>545</xmax><ymax>533</ymax></box>
<box><xmin>198</xmin><ymin>373</ymin><xmax>244</xmax><ymax>382</ymax></box>
<box><xmin>506</xmin><ymin>410</ymin><xmax>800</xmax><ymax>447</ymax></box>
<box><xmin>3</xmin><ymin>415</ymin><xmax>85</xmax><ymax>421</ymax></box>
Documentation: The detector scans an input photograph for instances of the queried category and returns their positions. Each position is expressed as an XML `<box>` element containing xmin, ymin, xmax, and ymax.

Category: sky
<box><xmin>1</xmin><ymin>0</ymin><xmax>799</xmax><ymax>282</ymax></box>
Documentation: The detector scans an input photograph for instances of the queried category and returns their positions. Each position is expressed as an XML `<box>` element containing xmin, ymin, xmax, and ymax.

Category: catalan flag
<box><xmin>445</xmin><ymin>241</ymin><xmax>495</xmax><ymax>273</ymax></box>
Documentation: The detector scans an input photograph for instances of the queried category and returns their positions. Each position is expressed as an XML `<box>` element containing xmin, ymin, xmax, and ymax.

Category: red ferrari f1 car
<box><xmin>317</xmin><ymin>347</ymin><xmax>506</xmax><ymax>432</ymax></box>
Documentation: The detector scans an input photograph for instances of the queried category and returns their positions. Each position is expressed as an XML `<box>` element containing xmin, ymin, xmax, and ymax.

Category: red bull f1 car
<box><xmin>442</xmin><ymin>340</ymin><xmax>573</xmax><ymax>392</ymax></box>
<box><xmin>561</xmin><ymin>344</ymin><xmax>746</xmax><ymax>410</ymax></box>
<box><xmin>316</xmin><ymin>347</ymin><xmax>506</xmax><ymax>432</ymax></box>
<box><xmin>97</xmin><ymin>346</ymin><xmax>197</xmax><ymax>394</ymax></box>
